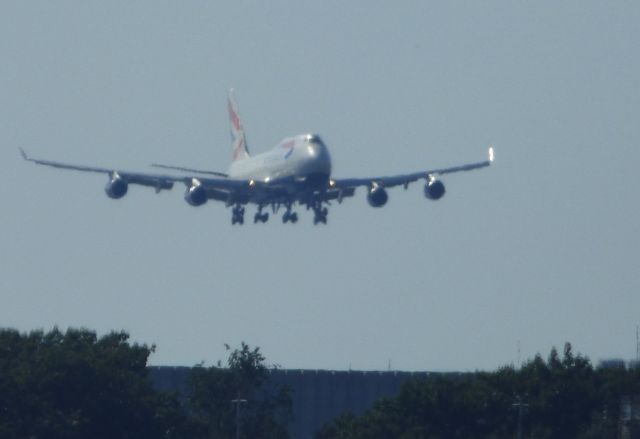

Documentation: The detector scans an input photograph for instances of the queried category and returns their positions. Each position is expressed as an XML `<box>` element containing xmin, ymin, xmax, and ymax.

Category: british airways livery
<box><xmin>20</xmin><ymin>90</ymin><xmax>494</xmax><ymax>225</ymax></box>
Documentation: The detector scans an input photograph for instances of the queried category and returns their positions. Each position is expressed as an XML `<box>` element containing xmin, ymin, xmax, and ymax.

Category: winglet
<box><xmin>19</xmin><ymin>148</ymin><xmax>29</xmax><ymax>161</ymax></box>
<box><xmin>488</xmin><ymin>146</ymin><xmax>495</xmax><ymax>163</ymax></box>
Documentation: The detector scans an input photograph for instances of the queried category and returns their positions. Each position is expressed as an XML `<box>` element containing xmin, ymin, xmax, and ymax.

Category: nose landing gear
<box><xmin>231</xmin><ymin>205</ymin><xmax>245</xmax><ymax>225</ymax></box>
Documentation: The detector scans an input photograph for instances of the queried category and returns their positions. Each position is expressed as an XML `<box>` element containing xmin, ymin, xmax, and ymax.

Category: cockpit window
<box><xmin>307</xmin><ymin>134</ymin><xmax>324</xmax><ymax>144</ymax></box>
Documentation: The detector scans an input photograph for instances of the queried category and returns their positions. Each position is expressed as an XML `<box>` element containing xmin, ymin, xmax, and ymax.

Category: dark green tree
<box><xmin>317</xmin><ymin>343</ymin><xmax>635</xmax><ymax>439</ymax></box>
<box><xmin>0</xmin><ymin>327</ymin><xmax>190</xmax><ymax>439</ymax></box>
<box><xmin>187</xmin><ymin>342</ymin><xmax>292</xmax><ymax>439</ymax></box>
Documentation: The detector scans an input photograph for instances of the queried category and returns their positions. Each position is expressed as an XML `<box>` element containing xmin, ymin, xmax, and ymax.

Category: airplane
<box><xmin>20</xmin><ymin>90</ymin><xmax>494</xmax><ymax>225</ymax></box>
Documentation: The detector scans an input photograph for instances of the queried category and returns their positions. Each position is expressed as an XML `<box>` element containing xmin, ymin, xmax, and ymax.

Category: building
<box><xmin>150</xmin><ymin>367</ymin><xmax>445</xmax><ymax>438</ymax></box>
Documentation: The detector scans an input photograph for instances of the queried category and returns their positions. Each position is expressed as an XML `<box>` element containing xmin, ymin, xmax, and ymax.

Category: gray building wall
<box><xmin>149</xmin><ymin>367</ymin><xmax>443</xmax><ymax>439</ymax></box>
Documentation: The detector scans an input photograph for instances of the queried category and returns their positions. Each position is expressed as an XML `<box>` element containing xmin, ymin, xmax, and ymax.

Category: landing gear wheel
<box><xmin>282</xmin><ymin>211</ymin><xmax>298</xmax><ymax>224</ymax></box>
<box><xmin>231</xmin><ymin>205</ymin><xmax>245</xmax><ymax>225</ymax></box>
<box><xmin>312</xmin><ymin>206</ymin><xmax>328</xmax><ymax>225</ymax></box>
<box><xmin>254</xmin><ymin>212</ymin><xmax>269</xmax><ymax>223</ymax></box>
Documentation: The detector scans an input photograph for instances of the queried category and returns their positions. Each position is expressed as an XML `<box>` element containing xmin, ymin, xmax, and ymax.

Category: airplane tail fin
<box><xmin>228</xmin><ymin>89</ymin><xmax>250</xmax><ymax>162</ymax></box>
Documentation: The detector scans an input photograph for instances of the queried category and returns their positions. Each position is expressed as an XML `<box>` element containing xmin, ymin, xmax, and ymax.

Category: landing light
<box><xmin>264</xmin><ymin>177</ymin><xmax>271</xmax><ymax>183</ymax></box>
<box><xmin>249</xmin><ymin>179</ymin><xmax>255</xmax><ymax>187</ymax></box>
<box><xmin>489</xmin><ymin>146</ymin><xmax>495</xmax><ymax>163</ymax></box>
<box><xmin>329</xmin><ymin>179</ymin><xmax>336</xmax><ymax>187</ymax></box>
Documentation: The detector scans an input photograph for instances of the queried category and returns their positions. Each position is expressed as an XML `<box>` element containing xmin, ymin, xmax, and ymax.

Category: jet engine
<box><xmin>184</xmin><ymin>182</ymin><xmax>207</xmax><ymax>206</ymax></box>
<box><xmin>367</xmin><ymin>184</ymin><xmax>388</xmax><ymax>207</ymax></box>
<box><xmin>105</xmin><ymin>174</ymin><xmax>128</xmax><ymax>199</ymax></box>
<box><xmin>424</xmin><ymin>178</ymin><xmax>445</xmax><ymax>200</ymax></box>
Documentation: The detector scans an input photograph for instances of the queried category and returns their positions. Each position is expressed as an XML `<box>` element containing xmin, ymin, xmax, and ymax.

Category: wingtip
<box><xmin>19</xmin><ymin>148</ymin><xmax>28</xmax><ymax>161</ymax></box>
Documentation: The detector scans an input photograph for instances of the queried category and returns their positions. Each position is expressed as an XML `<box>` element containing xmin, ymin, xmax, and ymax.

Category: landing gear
<box><xmin>231</xmin><ymin>201</ymin><xmax>328</xmax><ymax>225</ymax></box>
<box><xmin>306</xmin><ymin>197</ymin><xmax>329</xmax><ymax>225</ymax></box>
<box><xmin>282</xmin><ymin>210</ymin><xmax>298</xmax><ymax>224</ymax></box>
<box><xmin>282</xmin><ymin>204</ymin><xmax>298</xmax><ymax>224</ymax></box>
<box><xmin>254</xmin><ymin>206</ymin><xmax>269</xmax><ymax>224</ymax></box>
<box><xmin>312</xmin><ymin>205</ymin><xmax>328</xmax><ymax>225</ymax></box>
<box><xmin>231</xmin><ymin>205</ymin><xmax>245</xmax><ymax>225</ymax></box>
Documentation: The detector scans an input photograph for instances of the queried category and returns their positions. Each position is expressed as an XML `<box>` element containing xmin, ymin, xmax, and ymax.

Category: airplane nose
<box><xmin>306</xmin><ymin>136</ymin><xmax>328</xmax><ymax>157</ymax></box>
<box><xmin>305</xmin><ymin>136</ymin><xmax>331</xmax><ymax>176</ymax></box>
<box><xmin>307</xmin><ymin>142</ymin><xmax>321</xmax><ymax>157</ymax></box>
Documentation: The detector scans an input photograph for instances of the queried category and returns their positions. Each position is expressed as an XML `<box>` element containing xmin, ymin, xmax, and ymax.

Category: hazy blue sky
<box><xmin>1</xmin><ymin>1</ymin><xmax>639</xmax><ymax>371</ymax></box>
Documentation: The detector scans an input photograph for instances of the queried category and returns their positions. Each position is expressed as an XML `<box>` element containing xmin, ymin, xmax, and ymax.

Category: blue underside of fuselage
<box><xmin>237</xmin><ymin>172</ymin><xmax>331</xmax><ymax>205</ymax></box>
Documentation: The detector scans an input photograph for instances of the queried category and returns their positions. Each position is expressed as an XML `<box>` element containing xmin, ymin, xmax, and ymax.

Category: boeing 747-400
<box><xmin>21</xmin><ymin>90</ymin><xmax>494</xmax><ymax>225</ymax></box>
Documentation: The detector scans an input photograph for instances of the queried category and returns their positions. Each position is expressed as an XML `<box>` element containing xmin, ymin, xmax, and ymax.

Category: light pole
<box><xmin>231</xmin><ymin>396</ymin><xmax>247</xmax><ymax>439</ymax></box>
<box><xmin>513</xmin><ymin>395</ymin><xmax>529</xmax><ymax>439</ymax></box>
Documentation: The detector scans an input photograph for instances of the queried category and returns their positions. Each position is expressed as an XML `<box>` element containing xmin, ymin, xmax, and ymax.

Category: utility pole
<box><xmin>513</xmin><ymin>395</ymin><xmax>529</xmax><ymax>439</ymax></box>
<box><xmin>517</xmin><ymin>340</ymin><xmax>521</xmax><ymax>369</ymax></box>
<box><xmin>636</xmin><ymin>325</ymin><xmax>640</xmax><ymax>367</ymax></box>
<box><xmin>231</xmin><ymin>396</ymin><xmax>247</xmax><ymax>439</ymax></box>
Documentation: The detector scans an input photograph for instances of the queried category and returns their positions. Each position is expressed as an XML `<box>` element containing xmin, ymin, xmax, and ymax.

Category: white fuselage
<box><xmin>227</xmin><ymin>134</ymin><xmax>331</xmax><ymax>185</ymax></box>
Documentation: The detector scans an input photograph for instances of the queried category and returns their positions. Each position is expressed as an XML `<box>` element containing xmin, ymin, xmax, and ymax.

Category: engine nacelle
<box><xmin>424</xmin><ymin>179</ymin><xmax>445</xmax><ymax>200</ymax></box>
<box><xmin>184</xmin><ymin>184</ymin><xmax>207</xmax><ymax>206</ymax></box>
<box><xmin>105</xmin><ymin>175</ymin><xmax>128</xmax><ymax>199</ymax></box>
<box><xmin>367</xmin><ymin>185</ymin><xmax>388</xmax><ymax>207</ymax></box>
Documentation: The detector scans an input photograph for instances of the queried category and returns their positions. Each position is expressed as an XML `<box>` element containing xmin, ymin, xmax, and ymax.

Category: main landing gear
<box><xmin>231</xmin><ymin>205</ymin><xmax>245</xmax><ymax>225</ymax></box>
<box><xmin>312</xmin><ymin>204</ymin><xmax>328</xmax><ymax>225</ymax></box>
<box><xmin>254</xmin><ymin>205</ymin><xmax>269</xmax><ymax>224</ymax></box>
<box><xmin>231</xmin><ymin>202</ymin><xmax>327</xmax><ymax>225</ymax></box>
<box><xmin>282</xmin><ymin>210</ymin><xmax>298</xmax><ymax>224</ymax></box>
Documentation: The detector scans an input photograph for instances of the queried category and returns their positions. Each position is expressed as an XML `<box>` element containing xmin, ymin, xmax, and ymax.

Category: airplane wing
<box><xmin>20</xmin><ymin>145</ymin><xmax>493</xmax><ymax>224</ymax></box>
<box><xmin>150</xmin><ymin>163</ymin><xmax>228</xmax><ymax>177</ymax></box>
<box><xmin>18</xmin><ymin>148</ymin><xmax>242</xmax><ymax>193</ymax></box>
<box><xmin>331</xmin><ymin>147</ymin><xmax>494</xmax><ymax>190</ymax></box>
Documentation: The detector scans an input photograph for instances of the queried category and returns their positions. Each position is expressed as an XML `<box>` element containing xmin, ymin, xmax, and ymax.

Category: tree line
<box><xmin>1</xmin><ymin>327</ymin><xmax>639</xmax><ymax>438</ymax></box>
<box><xmin>0</xmin><ymin>328</ymin><xmax>290</xmax><ymax>439</ymax></box>
<box><xmin>317</xmin><ymin>343</ymin><xmax>640</xmax><ymax>439</ymax></box>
